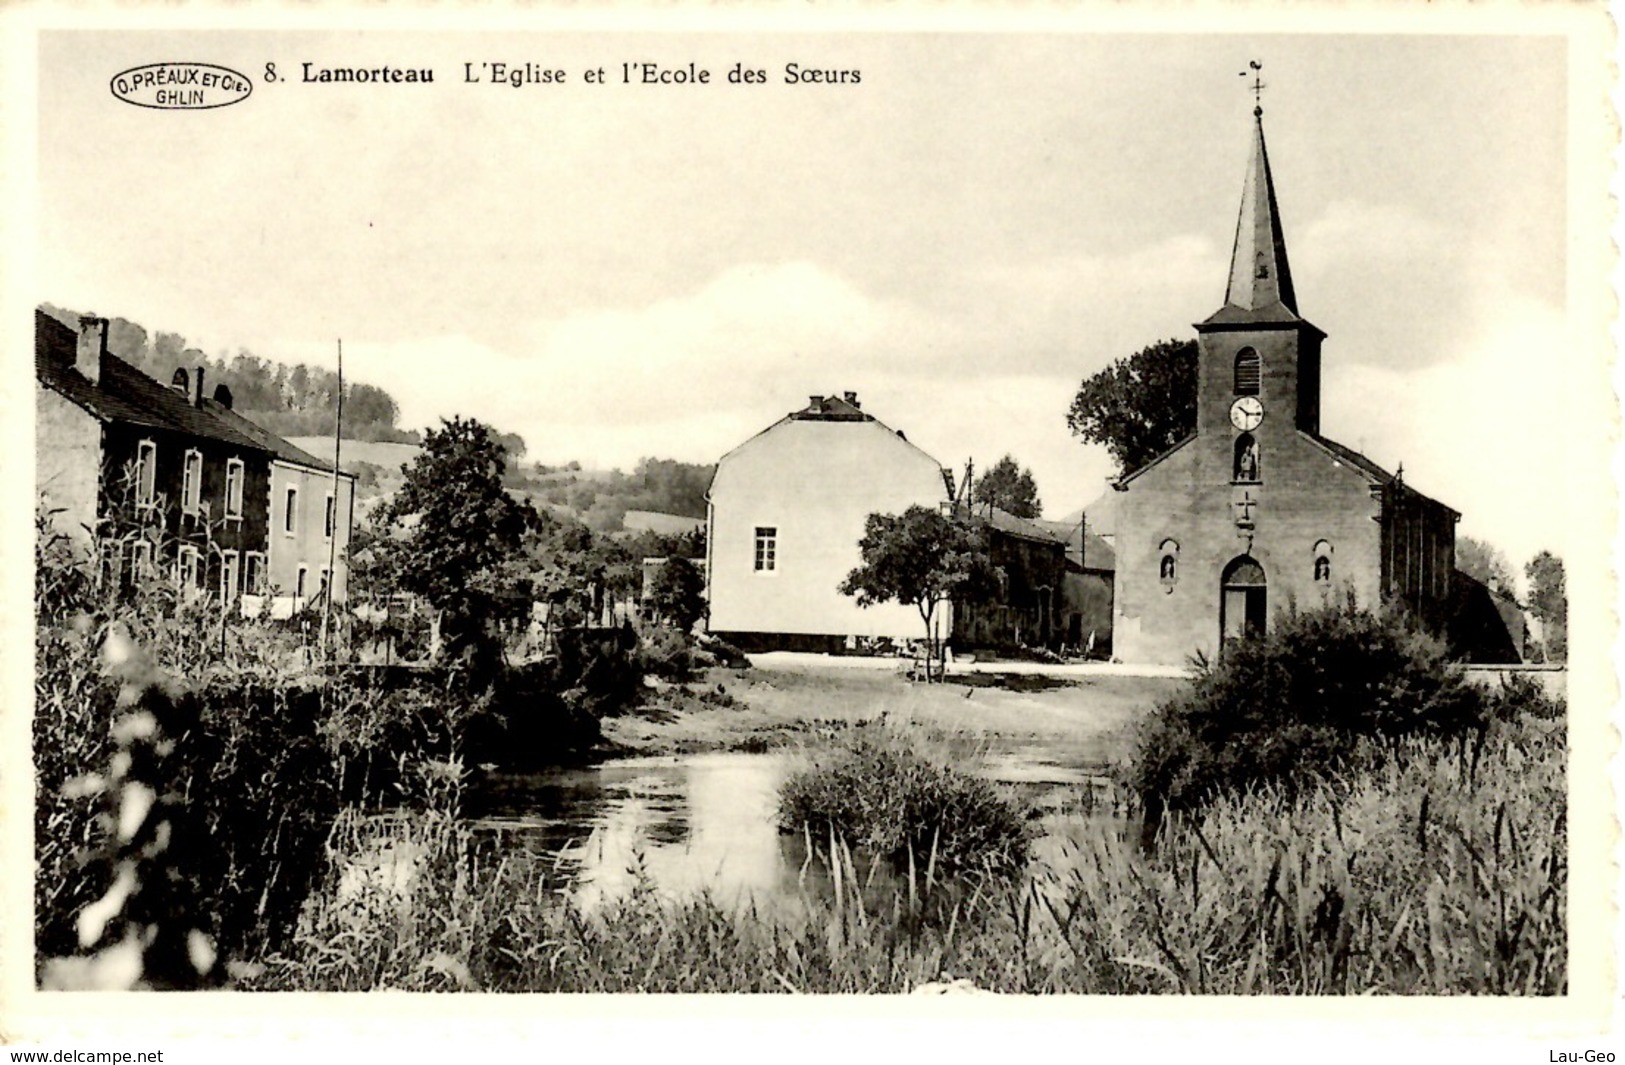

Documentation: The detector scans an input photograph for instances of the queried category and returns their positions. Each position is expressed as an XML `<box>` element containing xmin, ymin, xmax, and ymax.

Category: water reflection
<box><xmin>471</xmin><ymin>745</ymin><xmax>1118</xmax><ymax>913</ymax></box>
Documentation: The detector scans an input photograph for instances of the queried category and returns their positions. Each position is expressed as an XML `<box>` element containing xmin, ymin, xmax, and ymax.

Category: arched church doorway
<box><xmin>1220</xmin><ymin>555</ymin><xmax>1267</xmax><ymax>648</ymax></box>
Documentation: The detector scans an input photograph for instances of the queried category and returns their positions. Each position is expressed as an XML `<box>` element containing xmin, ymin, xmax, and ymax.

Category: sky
<box><xmin>28</xmin><ymin>28</ymin><xmax>1588</xmax><ymax>575</ymax></box>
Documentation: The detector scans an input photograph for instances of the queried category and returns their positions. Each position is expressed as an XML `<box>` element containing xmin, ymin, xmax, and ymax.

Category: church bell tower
<box><xmin>1195</xmin><ymin>100</ymin><xmax>1325</xmax><ymax>490</ymax></box>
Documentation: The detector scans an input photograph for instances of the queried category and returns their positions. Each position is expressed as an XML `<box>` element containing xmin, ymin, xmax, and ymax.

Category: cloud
<box><xmin>266</xmin><ymin>232</ymin><xmax>1572</xmax><ymax>538</ymax></box>
<box><xmin>1323</xmin><ymin>288</ymin><xmax>1574</xmax><ymax>575</ymax></box>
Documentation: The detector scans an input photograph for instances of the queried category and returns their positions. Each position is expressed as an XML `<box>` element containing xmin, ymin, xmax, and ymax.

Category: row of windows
<box><xmin>1157</xmin><ymin>540</ymin><xmax>1333</xmax><ymax>587</ymax></box>
<box><xmin>133</xmin><ymin>438</ymin><xmax>335</xmax><ymax>537</ymax></box>
<box><xmin>171</xmin><ymin>544</ymin><xmax>331</xmax><ymax>600</ymax></box>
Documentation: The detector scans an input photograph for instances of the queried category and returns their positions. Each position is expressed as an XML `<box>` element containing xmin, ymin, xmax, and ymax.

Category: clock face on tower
<box><xmin>1230</xmin><ymin>396</ymin><xmax>1264</xmax><ymax>432</ymax></box>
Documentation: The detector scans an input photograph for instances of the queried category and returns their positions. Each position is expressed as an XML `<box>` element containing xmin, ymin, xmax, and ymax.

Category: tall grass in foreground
<box><xmin>250</xmin><ymin>712</ymin><xmax>1563</xmax><ymax>994</ymax></box>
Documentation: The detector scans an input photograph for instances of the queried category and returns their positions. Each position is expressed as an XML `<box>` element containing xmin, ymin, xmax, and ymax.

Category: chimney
<box><xmin>808</xmin><ymin>395</ymin><xmax>824</xmax><ymax>409</ymax></box>
<box><xmin>213</xmin><ymin>383</ymin><xmax>234</xmax><ymax>410</ymax></box>
<box><xmin>75</xmin><ymin>316</ymin><xmax>108</xmax><ymax>385</ymax></box>
<box><xmin>843</xmin><ymin>391</ymin><xmax>859</xmax><ymax>409</ymax></box>
<box><xmin>190</xmin><ymin>365</ymin><xmax>205</xmax><ymax>408</ymax></box>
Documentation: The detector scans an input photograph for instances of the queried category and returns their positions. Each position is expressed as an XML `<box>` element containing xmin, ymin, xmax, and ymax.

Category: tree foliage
<box><xmin>840</xmin><ymin>506</ymin><xmax>1002</xmax><ymax>680</ymax></box>
<box><xmin>1066</xmin><ymin>338</ymin><xmax>1198</xmax><ymax>475</ymax></box>
<box><xmin>973</xmin><ymin>455</ymin><xmax>1042</xmax><ymax>519</ymax></box>
<box><xmin>1456</xmin><ymin>536</ymin><xmax>1515</xmax><ymax>596</ymax></box>
<box><xmin>1127</xmin><ymin>599</ymin><xmax>1487</xmax><ymax>847</ymax></box>
<box><xmin>374</xmin><ymin>417</ymin><xmax>540</xmax><ymax>664</ymax></box>
<box><xmin>1523</xmin><ymin>550</ymin><xmax>1567</xmax><ymax>662</ymax></box>
<box><xmin>648</xmin><ymin>557</ymin><xmax>708</xmax><ymax>633</ymax></box>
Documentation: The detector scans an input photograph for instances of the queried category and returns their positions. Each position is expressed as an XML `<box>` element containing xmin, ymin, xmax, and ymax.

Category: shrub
<box><xmin>638</xmin><ymin>624</ymin><xmax>697</xmax><ymax>682</ymax></box>
<box><xmin>1127</xmin><ymin>599</ymin><xmax>1486</xmax><ymax>832</ymax></box>
<box><xmin>476</xmin><ymin>660</ymin><xmax>603</xmax><ymax>768</ymax></box>
<box><xmin>777</xmin><ymin>727</ymin><xmax>1031</xmax><ymax>875</ymax></box>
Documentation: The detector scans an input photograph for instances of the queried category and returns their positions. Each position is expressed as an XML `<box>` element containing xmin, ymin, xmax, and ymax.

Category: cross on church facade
<box><xmin>1233</xmin><ymin>489</ymin><xmax>1258</xmax><ymax>527</ymax></box>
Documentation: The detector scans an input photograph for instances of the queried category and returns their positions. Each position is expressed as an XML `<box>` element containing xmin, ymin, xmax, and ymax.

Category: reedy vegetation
<box><xmin>248</xmin><ymin>709</ymin><xmax>1563</xmax><ymax>993</ymax></box>
<box><xmin>38</xmin><ymin>510</ymin><xmax>1564</xmax><ymax>994</ymax></box>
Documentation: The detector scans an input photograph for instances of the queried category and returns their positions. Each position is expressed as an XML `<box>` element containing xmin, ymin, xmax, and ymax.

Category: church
<box><xmin>1110</xmin><ymin>104</ymin><xmax>1459</xmax><ymax>666</ymax></box>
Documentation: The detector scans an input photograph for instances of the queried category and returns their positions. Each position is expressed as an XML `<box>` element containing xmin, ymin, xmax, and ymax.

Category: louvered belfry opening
<box><xmin>1234</xmin><ymin>347</ymin><xmax>1261</xmax><ymax>395</ymax></box>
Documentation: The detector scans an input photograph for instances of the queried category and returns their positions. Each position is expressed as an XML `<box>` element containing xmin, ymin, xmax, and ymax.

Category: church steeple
<box><xmin>1225</xmin><ymin>110</ymin><xmax>1298</xmax><ymax>315</ymax></box>
<box><xmin>1201</xmin><ymin>103</ymin><xmax>1310</xmax><ymax>331</ymax></box>
<box><xmin>1195</xmin><ymin>94</ymin><xmax>1324</xmax><ymax>439</ymax></box>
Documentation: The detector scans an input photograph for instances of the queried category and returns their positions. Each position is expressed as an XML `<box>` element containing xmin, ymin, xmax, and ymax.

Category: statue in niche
<box><xmin>1235</xmin><ymin>435</ymin><xmax>1260</xmax><ymax>482</ymax></box>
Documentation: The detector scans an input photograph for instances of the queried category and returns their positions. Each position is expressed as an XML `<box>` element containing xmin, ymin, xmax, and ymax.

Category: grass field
<box><xmin>603</xmin><ymin>662</ymin><xmax>1183</xmax><ymax>760</ymax></box>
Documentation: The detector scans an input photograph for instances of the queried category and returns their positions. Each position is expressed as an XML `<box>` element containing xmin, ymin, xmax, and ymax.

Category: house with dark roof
<box><xmin>37</xmin><ymin>311</ymin><xmax>275</xmax><ymax>601</ymax></box>
<box><xmin>35</xmin><ymin>309</ymin><xmax>354</xmax><ymax>612</ymax></box>
<box><xmin>705</xmin><ymin>392</ymin><xmax>954</xmax><ymax>652</ymax></box>
<box><xmin>202</xmin><ymin>392</ymin><xmax>355</xmax><ymax>612</ymax></box>
<box><xmin>1110</xmin><ymin>108</ymin><xmax>1461</xmax><ymax>665</ymax></box>
<box><xmin>950</xmin><ymin>505</ymin><xmax>1070</xmax><ymax>654</ymax></box>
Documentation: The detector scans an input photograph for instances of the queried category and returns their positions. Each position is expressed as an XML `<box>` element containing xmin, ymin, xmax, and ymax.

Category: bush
<box><xmin>638</xmin><ymin>624</ymin><xmax>697</xmax><ymax>682</ymax></box>
<box><xmin>1127</xmin><ymin>599</ymin><xmax>1487</xmax><ymax>831</ymax></box>
<box><xmin>777</xmin><ymin>727</ymin><xmax>1031</xmax><ymax>875</ymax></box>
<box><xmin>476</xmin><ymin>660</ymin><xmax>603</xmax><ymax>767</ymax></box>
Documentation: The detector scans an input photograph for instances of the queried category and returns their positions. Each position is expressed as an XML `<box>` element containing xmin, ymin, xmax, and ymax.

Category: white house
<box><xmin>705</xmin><ymin>392</ymin><xmax>953</xmax><ymax>652</ymax></box>
<box><xmin>204</xmin><ymin>396</ymin><xmax>356</xmax><ymax>617</ymax></box>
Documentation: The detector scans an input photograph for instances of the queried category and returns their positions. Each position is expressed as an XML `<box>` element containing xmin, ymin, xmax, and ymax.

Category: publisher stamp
<box><xmin>109</xmin><ymin>63</ymin><xmax>252</xmax><ymax>110</ymax></box>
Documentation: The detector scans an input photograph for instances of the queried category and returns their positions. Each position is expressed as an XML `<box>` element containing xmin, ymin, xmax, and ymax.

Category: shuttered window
<box><xmin>1234</xmin><ymin>348</ymin><xmax>1261</xmax><ymax>395</ymax></box>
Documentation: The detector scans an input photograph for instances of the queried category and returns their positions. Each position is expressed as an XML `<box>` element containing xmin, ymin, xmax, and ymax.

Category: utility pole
<box><xmin>323</xmin><ymin>339</ymin><xmax>344</xmax><ymax>661</ymax></box>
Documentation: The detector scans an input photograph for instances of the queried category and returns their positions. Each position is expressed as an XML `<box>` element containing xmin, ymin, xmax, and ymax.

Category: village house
<box><xmin>705</xmin><ymin>392</ymin><xmax>955</xmax><ymax>652</ymax></box>
<box><xmin>35</xmin><ymin>309</ymin><xmax>355</xmax><ymax>613</ymax></box>
<box><xmin>36</xmin><ymin>311</ymin><xmax>274</xmax><ymax>599</ymax></box>
<box><xmin>1109</xmin><ymin>108</ymin><xmax>1461</xmax><ymax>666</ymax></box>
<box><xmin>1053</xmin><ymin>517</ymin><xmax>1116</xmax><ymax>658</ymax></box>
<box><xmin>949</xmin><ymin>505</ymin><xmax>1069</xmax><ymax>655</ymax></box>
<box><xmin>202</xmin><ymin>393</ymin><xmax>356</xmax><ymax>614</ymax></box>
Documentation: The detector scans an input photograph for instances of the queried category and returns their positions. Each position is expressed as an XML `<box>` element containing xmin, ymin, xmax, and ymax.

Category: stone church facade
<box><xmin>1111</xmin><ymin>109</ymin><xmax>1458</xmax><ymax>666</ymax></box>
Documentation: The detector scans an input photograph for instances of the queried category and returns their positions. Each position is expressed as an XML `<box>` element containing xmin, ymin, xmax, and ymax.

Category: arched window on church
<box><xmin>1234</xmin><ymin>434</ymin><xmax>1260</xmax><ymax>483</ymax></box>
<box><xmin>1159</xmin><ymin>539</ymin><xmax>1179</xmax><ymax>592</ymax></box>
<box><xmin>1234</xmin><ymin>348</ymin><xmax>1261</xmax><ymax>395</ymax></box>
<box><xmin>1313</xmin><ymin>540</ymin><xmax>1333</xmax><ymax>585</ymax></box>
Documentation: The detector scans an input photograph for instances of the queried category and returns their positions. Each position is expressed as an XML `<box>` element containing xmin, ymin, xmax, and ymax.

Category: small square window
<box><xmin>753</xmin><ymin>527</ymin><xmax>777</xmax><ymax>572</ymax></box>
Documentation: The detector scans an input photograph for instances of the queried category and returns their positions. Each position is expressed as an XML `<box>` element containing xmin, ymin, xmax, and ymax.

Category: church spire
<box><xmin>1221</xmin><ymin>108</ymin><xmax>1299</xmax><ymax>318</ymax></box>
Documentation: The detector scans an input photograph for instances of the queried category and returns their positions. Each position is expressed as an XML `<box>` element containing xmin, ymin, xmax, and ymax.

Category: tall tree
<box><xmin>648</xmin><ymin>557</ymin><xmax>707</xmax><ymax>633</ymax></box>
<box><xmin>1524</xmin><ymin>550</ymin><xmax>1567</xmax><ymax>662</ymax></box>
<box><xmin>1456</xmin><ymin>535</ymin><xmax>1516</xmax><ymax>596</ymax></box>
<box><xmin>839</xmin><ymin>506</ymin><xmax>1003</xmax><ymax>681</ymax></box>
<box><xmin>375</xmin><ymin>416</ymin><xmax>539</xmax><ymax>669</ymax></box>
<box><xmin>1066</xmin><ymin>338</ymin><xmax>1198</xmax><ymax>475</ymax></box>
<box><xmin>973</xmin><ymin>455</ymin><xmax>1042</xmax><ymax>519</ymax></box>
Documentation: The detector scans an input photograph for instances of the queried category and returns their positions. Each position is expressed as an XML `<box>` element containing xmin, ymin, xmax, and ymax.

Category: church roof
<box><xmin>1202</xmin><ymin>110</ymin><xmax>1305</xmax><ymax>329</ymax></box>
<box><xmin>1303</xmin><ymin>433</ymin><xmax>1396</xmax><ymax>484</ymax></box>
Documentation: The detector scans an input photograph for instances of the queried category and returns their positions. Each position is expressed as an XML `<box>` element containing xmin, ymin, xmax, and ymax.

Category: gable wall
<box><xmin>707</xmin><ymin>419</ymin><xmax>949</xmax><ymax>642</ymax></box>
<box><xmin>36</xmin><ymin>385</ymin><xmax>102</xmax><ymax>551</ymax></box>
<box><xmin>1114</xmin><ymin>430</ymin><xmax>1383</xmax><ymax>665</ymax></box>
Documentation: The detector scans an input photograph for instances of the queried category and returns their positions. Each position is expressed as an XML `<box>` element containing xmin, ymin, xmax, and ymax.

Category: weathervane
<box><xmin>1240</xmin><ymin>60</ymin><xmax>1265</xmax><ymax>116</ymax></box>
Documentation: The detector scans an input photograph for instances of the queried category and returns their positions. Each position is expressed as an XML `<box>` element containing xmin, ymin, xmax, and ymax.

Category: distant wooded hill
<box><xmin>40</xmin><ymin>304</ymin><xmax>420</xmax><ymax>445</ymax></box>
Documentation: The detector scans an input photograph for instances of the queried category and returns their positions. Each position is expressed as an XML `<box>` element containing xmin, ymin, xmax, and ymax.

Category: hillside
<box><xmin>41</xmin><ymin>303</ymin><xmax>418</xmax><ymax>445</ymax></box>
